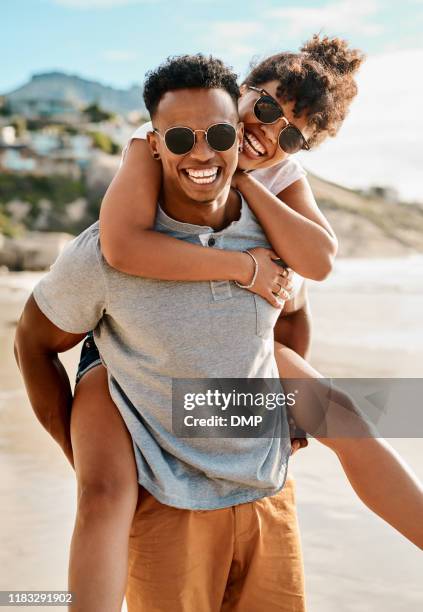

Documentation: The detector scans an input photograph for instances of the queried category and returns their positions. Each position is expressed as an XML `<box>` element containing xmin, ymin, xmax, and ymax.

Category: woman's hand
<box><xmin>231</xmin><ymin>170</ymin><xmax>249</xmax><ymax>191</ymax></box>
<box><xmin>239</xmin><ymin>247</ymin><xmax>294</xmax><ymax>308</ymax></box>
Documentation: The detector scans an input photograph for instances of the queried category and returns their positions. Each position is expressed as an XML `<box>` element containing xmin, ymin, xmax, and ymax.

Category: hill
<box><xmin>308</xmin><ymin>173</ymin><xmax>423</xmax><ymax>257</ymax></box>
<box><xmin>2</xmin><ymin>149</ymin><xmax>423</xmax><ymax>264</ymax></box>
<box><xmin>3</xmin><ymin>72</ymin><xmax>145</xmax><ymax>115</ymax></box>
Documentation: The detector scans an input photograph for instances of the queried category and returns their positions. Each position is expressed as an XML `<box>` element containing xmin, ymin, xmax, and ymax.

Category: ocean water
<box><xmin>308</xmin><ymin>256</ymin><xmax>423</xmax><ymax>368</ymax></box>
<box><xmin>314</xmin><ymin>255</ymin><xmax>423</xmax><ymax>294</ymax></box>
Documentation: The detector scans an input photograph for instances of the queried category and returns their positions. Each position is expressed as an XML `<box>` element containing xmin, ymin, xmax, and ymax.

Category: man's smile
<box><xmin>181</xmin><ymin>166</ymin><xmax>222</xmax><ymax>186</ymax></box>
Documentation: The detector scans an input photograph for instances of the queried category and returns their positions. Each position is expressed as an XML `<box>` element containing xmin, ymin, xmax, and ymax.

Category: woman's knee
<box><xmin>316</xmin><ymin>387</ymin><xmax>377</xmax><ymax>453</ymax></box>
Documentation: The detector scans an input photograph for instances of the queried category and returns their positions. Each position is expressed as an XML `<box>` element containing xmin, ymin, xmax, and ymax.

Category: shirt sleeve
<box><xmin>271</xmin><ymin>158</ymin><xmax>307</xmax><ymax>195</ymax></box>
<box><xmin>121</xmin><ymin>120</ymin><xmax>153</xmax><ymax>165</ymax></box>
<box><xmin>32</xmin><ymin>224</ymin><xmax>107</xmax><ymax>334</ymax></box>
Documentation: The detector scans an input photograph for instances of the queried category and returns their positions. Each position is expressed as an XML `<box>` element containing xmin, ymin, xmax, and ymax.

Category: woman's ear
<box><xmin>239</xmin><ymin>83</ymin><xmax>248</xmax><ymax>96</ymax></box>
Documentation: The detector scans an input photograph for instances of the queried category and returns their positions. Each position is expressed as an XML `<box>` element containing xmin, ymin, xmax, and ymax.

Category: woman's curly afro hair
<box><xmin>244</xmin><ymin>34</ymin><xmax>365</xmax><ymax>147</ymax></box>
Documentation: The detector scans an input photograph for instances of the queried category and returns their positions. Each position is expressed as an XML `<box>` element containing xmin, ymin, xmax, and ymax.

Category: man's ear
<box><xmin>147</xmin><ymin>131</ymin><xmax>161</xmax><ymax>160</ymax></box>
<box><xmin>237</xmin><ymin>122</ymin><xmax>244</xmax><ymax>150</ymax></box>
<box><xmin>239</xmin><ymin>83</ymin><xmax>248</xmax><ymax>96</ymax></box>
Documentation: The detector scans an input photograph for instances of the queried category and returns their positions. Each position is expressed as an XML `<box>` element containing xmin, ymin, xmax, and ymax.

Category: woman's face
<box><xmin>237</xmin><ymin>79</ymin><xmax>312</xmax><ymax>171</ymax></box>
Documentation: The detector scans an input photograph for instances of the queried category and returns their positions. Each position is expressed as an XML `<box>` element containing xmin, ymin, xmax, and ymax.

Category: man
<box><xmin>14</xmin><ymin>55</ymin><xmax>306</xmax><ymax>611</ymax></box>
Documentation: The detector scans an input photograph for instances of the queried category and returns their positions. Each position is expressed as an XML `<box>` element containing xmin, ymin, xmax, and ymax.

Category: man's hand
<box><xmin>290</xmin><ymin>438</ymin><xmax>309</xmax><ymax>455</ymax></box>
<box><xmin>14</xmin><ymin>294</ymin><xmax>86</xmax><ymax>467</ymax></box>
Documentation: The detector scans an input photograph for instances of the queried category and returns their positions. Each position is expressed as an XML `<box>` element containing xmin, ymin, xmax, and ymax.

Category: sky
<box><xmin>2</xmin><ymin>0</ymin><xmax>423</xmax><ymax>201</ymax></box>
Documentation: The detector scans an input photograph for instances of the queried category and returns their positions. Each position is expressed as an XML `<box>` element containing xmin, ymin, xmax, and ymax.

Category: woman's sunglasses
<box><xmin>153</xmin><ymin>123</ymin><xmax>238</xmax><ymax>155</ymax></box>
<box><xmin>248</xmin><ymin>86</ymin><xmax>310</xmax><ymax>154</ymax></box>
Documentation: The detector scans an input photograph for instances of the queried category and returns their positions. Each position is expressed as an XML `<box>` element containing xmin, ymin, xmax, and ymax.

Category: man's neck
<box><xmin>161</xmin><ymin>184</ymin><xmax>241</xmax><ymax>231</ymax></box>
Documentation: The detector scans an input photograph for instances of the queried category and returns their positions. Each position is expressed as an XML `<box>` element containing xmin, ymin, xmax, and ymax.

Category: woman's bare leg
<box><xmin>275</xmin><ymin>341</ymin><xmax>423</xmax><ymax>548</ymax></box>
<box><xmin>68</xmin><ymin>365</ymin><xmax>138</xmax><ymax>611</ymax></box>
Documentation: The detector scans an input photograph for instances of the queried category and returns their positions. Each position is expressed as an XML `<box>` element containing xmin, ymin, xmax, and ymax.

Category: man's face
<box><xmin>148</xmin><ymin>88</ymin><xmax>242</xmax><ymax>204</ymax></box>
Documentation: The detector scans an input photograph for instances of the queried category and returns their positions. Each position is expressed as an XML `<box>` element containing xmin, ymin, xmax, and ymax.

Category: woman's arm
<box><xmin>234</xmin><ymin>171</ymin><xmax>338</xmax><ymax>281</ymax></box>
<box><xmin>99</xmin><ymin>139</ymin><xmax>252</xmax><ymax>283</ymax></box>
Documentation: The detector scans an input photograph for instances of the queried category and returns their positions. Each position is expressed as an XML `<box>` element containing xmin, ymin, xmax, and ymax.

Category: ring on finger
<box><xmin>277</xmin><ymin>277</ymin><xmax>292</xmax><ymax>293</ymax></box>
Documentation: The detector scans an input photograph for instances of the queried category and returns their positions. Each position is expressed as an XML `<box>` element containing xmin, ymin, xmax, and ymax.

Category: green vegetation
<box><xmin>89</xmin><ymin>130</ymin><xmax>120</xmax><ymax>154</ymax></box>
<box><xmin>0</xmin><ymin>209</ymin><xmax>23</xmax><ymax>237</ymax></box>
<box><xmin>62</xmin><ymin>125</ymin><xmax>79</xmax><ymax>136</ymax></box>
<box><xmin>0</xmin><ymin>174</ymin><xmax>85</xmax><ymax>208</ymax></box>
<box><xmin>0</xmin><ymin>100</ymin><xmax>12</xmax><ymax>116</ymax></box>
<box><xmin>11</xmin><ymin>117</ymin><xmax>27</xmax><ymax>137</ymax></box>
<box><xmin>26</xmin><ymin>118</ymin><xmax>54</xmax><ymax>131</ymax></box>
<box><xmin>84</xmin><ymin>103</ymin><xmax>115</xmax><ymax>123</ymax></box>
<box><xmin>0</xmin><ymin>174</ymin><xmax>100</xmax><ymax>234</ymax></box>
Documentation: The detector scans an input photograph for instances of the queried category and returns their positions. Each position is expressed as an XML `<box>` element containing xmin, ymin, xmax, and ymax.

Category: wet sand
<box><xmin>0</xmin><ymin>260</ymin><xmax>422</xmax><ymax>611</ymax></box>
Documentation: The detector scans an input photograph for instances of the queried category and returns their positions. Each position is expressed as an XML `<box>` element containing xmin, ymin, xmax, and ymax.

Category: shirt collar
<box><xmin>156</xmin><ymin>191</ymin><xmax>248</xmax><ymax>236</ymax></box>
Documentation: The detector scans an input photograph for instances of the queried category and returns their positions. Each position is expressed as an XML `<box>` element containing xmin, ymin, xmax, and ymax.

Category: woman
<box><xmin>68</xmin><ymin>36</ymin><xmax>423</xmax><ymax>611</ymax></box>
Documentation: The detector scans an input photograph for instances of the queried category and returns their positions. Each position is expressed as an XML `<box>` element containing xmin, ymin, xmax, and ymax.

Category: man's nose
<box><xmin>190</xmin><ymin>132</ymin><xmax>215</xmax><ymax>162</ymax></box>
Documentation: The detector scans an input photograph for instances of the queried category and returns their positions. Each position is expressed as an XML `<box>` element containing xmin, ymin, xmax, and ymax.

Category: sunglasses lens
<box><xmin>165</xmin><ymin>127</ymin><xmax>195</xmax><ymax>154</ymax></box>
<box><xmin>279</xmin><ymin>127</ymin><xmax>304</xmax><ymax>154</ymax></box>
<box><xmin>207</xmin><ymin>123</ymin><xmax>237</xmax><ymax>151</ymax></box>
<box><xmin>254</xmin><ymin>96</ymin><xmax>282</xmax><ymax>123</ymax></box>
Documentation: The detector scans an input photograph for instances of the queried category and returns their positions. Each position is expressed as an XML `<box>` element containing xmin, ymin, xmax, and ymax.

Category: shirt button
<box><xmin>208</xmin><ymin>236</ymin><xmax>216</xmax><ymax>247</ymax></box>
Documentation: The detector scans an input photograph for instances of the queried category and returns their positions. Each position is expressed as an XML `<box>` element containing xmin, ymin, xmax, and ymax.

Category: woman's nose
<box><xmin>259</xmin><ymin>118</ymin><xmax>288</xmax><ymax>144</ymax></box>
<box><xmin>258</xmin><ymin>123</ymin><xmax>278</xmax><ymax>144</ymax></box>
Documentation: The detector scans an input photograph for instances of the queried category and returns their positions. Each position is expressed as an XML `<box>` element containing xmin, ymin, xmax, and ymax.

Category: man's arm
<box><xmin>14</xmin><ymin>294</ymin><xmax>86</xmax><ymax>467</ymax></box>
<box><xmin>274</xmin><ymin>281</ymin><xmax>312</xmax><ymax>359</ymax></box>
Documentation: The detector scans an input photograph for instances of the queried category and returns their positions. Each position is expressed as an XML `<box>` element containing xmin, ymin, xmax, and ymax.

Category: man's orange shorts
<box><xmin>126</xmin><ymin>475</ymin><xmax>306</xmax><ymax>611</ymax></box>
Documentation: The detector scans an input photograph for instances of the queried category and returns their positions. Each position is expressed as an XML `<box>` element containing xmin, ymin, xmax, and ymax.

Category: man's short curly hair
<box><xmin>244</xmin><ymin>35</ymin><xmax>365</xmax><ymax>147</ymax></box>
<box><xmin>143</xmin><ymin>54</ymin><xmax>240</xmax><ymax>117</ymax></box>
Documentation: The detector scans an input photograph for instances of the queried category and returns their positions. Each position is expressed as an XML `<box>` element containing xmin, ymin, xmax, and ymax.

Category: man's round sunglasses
<box><xmin>152</xmin><ymin>123</ymin><xmax>238</xmax><ymax>155</ymax></box>
<box><xmin>248</xmin><ymin>86</ymin><xmax>310</xmax><ymax>154</ymax></box>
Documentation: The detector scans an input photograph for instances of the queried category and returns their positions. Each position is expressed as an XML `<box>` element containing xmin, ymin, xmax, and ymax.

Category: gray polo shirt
<box><xmin>33</xmin><ymin>194</ymin><xmax>292</xmax><ymax>509</ymax></box>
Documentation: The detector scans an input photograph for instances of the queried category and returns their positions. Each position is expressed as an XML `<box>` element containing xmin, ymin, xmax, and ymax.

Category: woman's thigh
<box><xmin>71</xmin><ymin>365</ymin><xmax>138</xmax><ymax>495</ymax></box>
<box><xmin>274</xmin><ymin>342</ymin><xmax>372</xmax><ymax>442</ymax></box>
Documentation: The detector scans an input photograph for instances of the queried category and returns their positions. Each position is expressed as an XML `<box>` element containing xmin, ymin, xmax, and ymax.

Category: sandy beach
<box><xmin>1</xmin><ymin>259</ymin><xmax>422</xmax><ymax>611</ymax></box>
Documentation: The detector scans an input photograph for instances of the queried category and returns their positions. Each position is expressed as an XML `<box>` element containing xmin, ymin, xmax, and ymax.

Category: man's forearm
<box><xmin>14</xmin><ymin>339</ymin><xmax>74</xmax><ymax>467</ymax></box>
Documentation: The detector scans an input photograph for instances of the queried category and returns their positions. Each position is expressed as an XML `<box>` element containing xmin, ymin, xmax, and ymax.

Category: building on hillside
<box><xmin>0</xmin><ymin>144</ymin><xmax>81</xmax><ymax>179</ymax></box>
<box><xmin>0</xmin><ymin>145</ymin><xmax>37</xmax><ymax>173</ymax></box>
<box><xmin>8</xmin><ymin>98</ymin><xmax>82</xmax><ymax>123</ymax></box>
<box><xmin>30</xmin><ymin>130</ymin><xmax>61</xmax><ymax>155</ymax></box>
<box><xmin>0</xmin><ymin>126</ymin><xmax>16</xmax><ymax>145</ymax></box>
